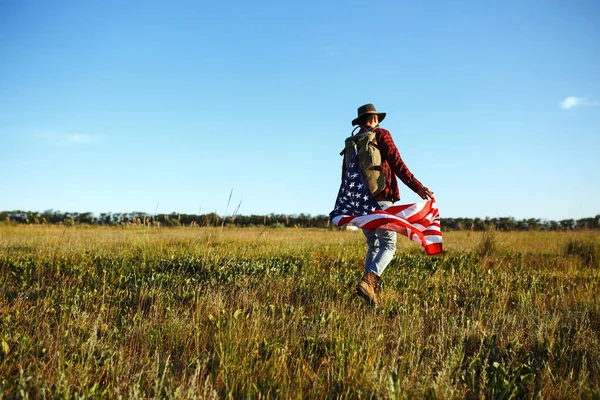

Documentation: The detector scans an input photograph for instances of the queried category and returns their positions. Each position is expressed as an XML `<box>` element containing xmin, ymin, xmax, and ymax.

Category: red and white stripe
<box><xmin>331</xmin><ymin>199</ymin><xmax>443</xmax><ymax>255</ymax></box>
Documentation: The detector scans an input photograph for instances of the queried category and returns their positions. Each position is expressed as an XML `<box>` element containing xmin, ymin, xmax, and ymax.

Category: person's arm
<box><xmin>377</xmin><ymin>129</ymin><xmax>434</xmax><ymax>200</ymax></box>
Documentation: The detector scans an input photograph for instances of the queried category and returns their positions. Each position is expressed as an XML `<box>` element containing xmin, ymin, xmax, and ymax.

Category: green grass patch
<box><xmin>1</xmin><ymin>226</ymin><xmax>599</xmax><ymax>398</ymax></box>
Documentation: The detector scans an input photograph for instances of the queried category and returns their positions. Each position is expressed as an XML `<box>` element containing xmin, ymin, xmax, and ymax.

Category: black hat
<box><xmin>351</xmin><ymin>103</ymin><xmax>386</xmax><ymax>126</ymax></box>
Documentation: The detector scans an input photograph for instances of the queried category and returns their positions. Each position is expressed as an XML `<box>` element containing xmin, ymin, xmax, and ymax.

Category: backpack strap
<box><xmin>340</xmin><ymin>126</ymin><xmax>369</xmax><ymax>155</ymax></box>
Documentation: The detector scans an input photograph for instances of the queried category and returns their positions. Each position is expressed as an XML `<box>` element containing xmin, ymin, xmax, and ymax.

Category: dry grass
<box><xmin>1</xmin><ymin>225</ymin><xmax>599</xmax><ymax>398</ymax></box>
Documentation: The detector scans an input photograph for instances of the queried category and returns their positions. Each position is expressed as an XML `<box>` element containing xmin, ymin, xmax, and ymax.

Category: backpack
<box><xmin>341</xmin><ymin>127</ymin><xmax>386</xmax><ymax>196</ymax></box>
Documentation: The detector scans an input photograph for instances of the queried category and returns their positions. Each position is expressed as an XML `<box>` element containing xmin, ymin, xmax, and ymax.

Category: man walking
<box><xmin>351</xmin><ymin>104</ymin><xmax>434</xmax><ymax>306</ymax></box>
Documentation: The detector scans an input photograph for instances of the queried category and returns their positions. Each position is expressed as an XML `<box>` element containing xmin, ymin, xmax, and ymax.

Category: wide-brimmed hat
<box><xmin>351</xmin><ymin>103</ymin><xmax>386</xmax><ymax>126</ymax></box>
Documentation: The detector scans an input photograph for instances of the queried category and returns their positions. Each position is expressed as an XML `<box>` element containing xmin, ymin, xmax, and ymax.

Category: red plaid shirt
<box><xmin>363</xmin><ymin>126</ymin><xmax>423</xmax><ymax>202</ymax></box>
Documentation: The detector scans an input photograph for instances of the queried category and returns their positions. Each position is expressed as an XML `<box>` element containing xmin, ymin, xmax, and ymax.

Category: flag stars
<box><xmin>332</xmin><ymin>154</ymin><xmax>382</xmax><ymax>218</ymax></box>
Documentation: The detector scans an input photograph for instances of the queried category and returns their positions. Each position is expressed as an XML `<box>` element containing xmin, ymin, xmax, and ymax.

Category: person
<box><xmin>351</xmin><ymin>104</ymin><xmax>434</xmax><ymax>306</ymax></box>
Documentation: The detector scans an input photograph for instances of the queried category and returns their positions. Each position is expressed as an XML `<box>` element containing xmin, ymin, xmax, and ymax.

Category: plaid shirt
<box><xmin>363</xmin><ymin>126</ymin><xmax>423</xmax><ymax>202</ymax></box>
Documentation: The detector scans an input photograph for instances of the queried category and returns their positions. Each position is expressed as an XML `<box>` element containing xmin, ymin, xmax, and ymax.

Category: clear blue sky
<box><xmin>1</xmin><ymin>0</ymin><xmax>599</xmax><ymax>220</ymax></box>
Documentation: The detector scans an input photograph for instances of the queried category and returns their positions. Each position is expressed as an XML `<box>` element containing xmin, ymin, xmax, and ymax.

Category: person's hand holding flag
<box><xmin>417</xmin><ymin>187</ymin><xmax>434</xmax><ymax>200</ymax></box>
<box><xmin>330</xmin><ymin>152</ymin><xmax>443</xmax><ymax>255</ymax></box>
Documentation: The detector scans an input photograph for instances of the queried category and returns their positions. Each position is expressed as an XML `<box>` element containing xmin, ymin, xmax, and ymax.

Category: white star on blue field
<box><xmin>331</xmin><ymin>155</ymin><xmax>381</xmax><ymax>218</ymax></box>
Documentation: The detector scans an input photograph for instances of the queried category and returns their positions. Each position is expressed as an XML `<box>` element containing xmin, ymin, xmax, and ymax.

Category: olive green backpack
<box><xmin>341</xmin><ymin>127</ymin><xmax>386</xmax><ymax>196</ymax></box>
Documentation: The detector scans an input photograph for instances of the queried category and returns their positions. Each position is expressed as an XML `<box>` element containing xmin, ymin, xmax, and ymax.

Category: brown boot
<box><xmin>356</xmin><ymin>272</ymin><xmax>380</xmax><ymax>306</ymax></box>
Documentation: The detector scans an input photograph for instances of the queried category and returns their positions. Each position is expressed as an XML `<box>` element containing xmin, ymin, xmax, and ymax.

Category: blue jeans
<box><xmin>363</xmin><ymin>201</ymin><xmax>396</xmax><ymax>276</ymax></box>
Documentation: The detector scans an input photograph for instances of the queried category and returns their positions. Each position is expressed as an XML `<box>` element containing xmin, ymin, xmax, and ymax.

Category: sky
<box><xmin>1</xmin><ymin>0</ymin><xmax>599</xmax><ymax>220</ymax></box>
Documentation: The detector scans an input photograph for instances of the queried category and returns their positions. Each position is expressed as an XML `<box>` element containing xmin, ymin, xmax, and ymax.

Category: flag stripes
<box><xmin>330</xmin><ymin>151</ymin><xmax>442</xmax><ymax>255</ymax></box>
<box><xmin>331</xmin><ymin>199</ymin><xmax>443</xmax><ymax>255</ymax></box>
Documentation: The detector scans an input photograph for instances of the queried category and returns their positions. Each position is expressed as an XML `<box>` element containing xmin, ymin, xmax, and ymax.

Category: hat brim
<box><xmin>352</xmin><ymin>111</ymin><xmax>386</xmax><ymax>126</ymax></box>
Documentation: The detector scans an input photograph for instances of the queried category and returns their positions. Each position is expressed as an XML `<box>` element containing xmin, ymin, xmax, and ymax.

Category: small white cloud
<box><xmin>560</xmin><ymin>96</ymin><xmax>600</xmax><ymax>110</ymax></box>
<box><xmin>34</xmin><ymin>131</ymin><xmax>100</xmax><ymax>146</ymax></box>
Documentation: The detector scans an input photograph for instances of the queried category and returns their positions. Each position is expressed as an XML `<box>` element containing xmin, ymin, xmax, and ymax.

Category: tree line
<box><xmin>1</xmin><ymin>210</ymin><xmax>599</xmax><ymax>231</ymax></box>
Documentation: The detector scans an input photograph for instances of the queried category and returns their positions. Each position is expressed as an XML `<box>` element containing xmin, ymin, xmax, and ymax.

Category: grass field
<box><xmin>1</xmin><ymin>225</ymin><xmax>599</xmax><ymax>399</ymax></box>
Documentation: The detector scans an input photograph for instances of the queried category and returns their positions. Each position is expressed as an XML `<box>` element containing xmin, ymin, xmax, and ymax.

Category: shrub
<box><xmin>564</xmin><ymin>238</ymin><xmax>599</xmax><ymax>268</ymax></box>
<box><xmin>476</xmin><ymin>224</ymin><xmax>498</xmax><ymax>258</ymax></box>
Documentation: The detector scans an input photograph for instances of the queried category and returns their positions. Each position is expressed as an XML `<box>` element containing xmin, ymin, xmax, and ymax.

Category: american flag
<box><xmin>330</xmin><ymin>152</ymin><xmax>443</xmax><ymax>255</ymax></box>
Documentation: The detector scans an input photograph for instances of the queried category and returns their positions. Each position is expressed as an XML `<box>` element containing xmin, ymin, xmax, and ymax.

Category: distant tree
<box><xmin>1</xmin><ymin>209</ymin><xmax>599</xmax><ymax>231</ymax></box>
<box><xmin>526</xmin><ymin>218</ymin><xmax>540</xmax><ymax>230</ymax></box>
<box><xmin>77</xmin><ymin>212</ymin><xmax>96</xmax><ymax>224</ymax></box>
<box><xmin>99</xmin><ymin>213</ymin><xmax>112</xmax><ymax>225</ymax></box>
<box><xmin>548</xmin><ymin>220</ymin><xmax>559</xmax><ymax>230</ymax></box>
<box><xmin>559</xmin><ymin>219</ymin><xmax>575</xmax><ymax>230</ymax></box>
